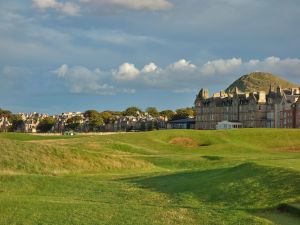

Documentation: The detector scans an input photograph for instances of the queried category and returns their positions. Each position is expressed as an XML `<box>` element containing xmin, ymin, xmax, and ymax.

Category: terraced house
<box><xmin>195</xmin><ymin>86</ymin><xmax>300</xmax><ymax>130</ymax></box>
<box><xmin>0</xmin><ymin>116</ymin><xmax>11</xmax><ymax>132</ymax></box>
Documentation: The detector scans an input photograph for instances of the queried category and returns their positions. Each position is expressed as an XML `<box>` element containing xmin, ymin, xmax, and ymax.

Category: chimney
<box><xmin>277</xmin><ymin>86</ymin><xmax>282</xmax><ymax>95</ymax></box>
<box><xmin>198</xmin><ymin>88</ymin><xmax>209</xmax><ymax>100</ymax></box>
<box><xmin>258</xmin><ymin>91</ymin><xmax>266</xmax><ymax>103</ymax></box>
<box><xmin>269</xmin><ymin>85</ymin><xmax>273</xmax><ymax>94</ymax></box>
<box><xmin>292</xmin><ymin>88</ymin><xmax>300</xmax><ymax>95</ymax></box>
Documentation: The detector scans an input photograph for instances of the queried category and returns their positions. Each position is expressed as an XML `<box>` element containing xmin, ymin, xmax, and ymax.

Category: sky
<box><xmin>1</xmin><ymin>0</ymin><xmax>300</xmax><ymax>114</ymax></box>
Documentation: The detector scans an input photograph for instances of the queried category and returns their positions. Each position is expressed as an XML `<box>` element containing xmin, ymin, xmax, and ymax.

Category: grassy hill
<box><xmin>0</xmin><ymin>130</ymin><xmax>300</xmax><ymax>224</ymax></box>
<box><xmin>226</xmin><ymin>72</ymin><xmax>299</xmax><ymax>93</ymax></box>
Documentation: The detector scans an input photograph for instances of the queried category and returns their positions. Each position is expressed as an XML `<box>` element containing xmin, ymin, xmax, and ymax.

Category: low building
<box><xmin>167</xmin><ymin>118</ymin><xmax>195</xmax><ymax>129</ymax></box>
<box><xmin>216</xmin><ymin>121</ymin><xmax>243</xmax><ymax>130</ymax></box>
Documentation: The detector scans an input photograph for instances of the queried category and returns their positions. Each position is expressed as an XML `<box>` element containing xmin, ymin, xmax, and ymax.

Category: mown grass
<box><xmin>0</xmin><ymin>129</ymin><xmax>300</xmax><ymax>224</ymax></box>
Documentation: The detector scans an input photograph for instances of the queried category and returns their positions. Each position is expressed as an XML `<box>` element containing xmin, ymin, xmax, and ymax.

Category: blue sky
<box><xmin>1</xmin><ymin>0</ymin><xmax>300</xmax><ymax>113</ymax></box>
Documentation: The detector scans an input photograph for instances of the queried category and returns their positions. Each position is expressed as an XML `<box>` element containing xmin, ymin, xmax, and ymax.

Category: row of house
<box><xmin>102</xmin><ymin>114</ymin><xmax>167</xmax><ymax>132</ymax></box>
<box><xmin>0</xmin><ymin>117</ymin><xmax>11</xmax><ymax>132</ymax></box>
<box><xmin>194</xmin><ymin>86</ymin><xmax>300</xmax><ymax>130</ymax></box>
<box><xmin>0</xmin><ymin>111</ymin><xmax>177</xmax><ymax>133</ymax></box>
<box><xmin>18</xmin><ymin>112</ymin><xmax>49</xmax><ymax>133</ymax></box>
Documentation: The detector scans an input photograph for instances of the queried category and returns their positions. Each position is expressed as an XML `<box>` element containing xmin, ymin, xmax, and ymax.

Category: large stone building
<box><xmin>195</xmin><ymin>86</ymin><xmax>300</xmax><ymax>130</ymax></box>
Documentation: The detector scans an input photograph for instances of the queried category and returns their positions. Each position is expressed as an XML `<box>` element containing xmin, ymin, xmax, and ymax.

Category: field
<box><xmin>0</xmin><ymin>129</ymin><xmax>300</xmax><ymax>225</ymax></box>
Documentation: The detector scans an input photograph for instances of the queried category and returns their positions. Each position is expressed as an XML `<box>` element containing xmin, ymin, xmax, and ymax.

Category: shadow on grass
<box><xmin>198</xmin><ymin>142</ymin><xmax>212</xmax><ymax>147</ymax></box>
<box><xmin>201</xmin><ymin>156</ymin><xmax>223</xmax><ymax>161</ymax></box>
<box><xmin>129</xmin><ymin>163</ymin><xmax>300</xmax><ymax>210</ymax></box>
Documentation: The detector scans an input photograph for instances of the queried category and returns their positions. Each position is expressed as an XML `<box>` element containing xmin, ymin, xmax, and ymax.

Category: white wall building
<box><xmin>216</xmin><ymin>121</ymin><xmax>243</xmax><ymax>130</ymax></box>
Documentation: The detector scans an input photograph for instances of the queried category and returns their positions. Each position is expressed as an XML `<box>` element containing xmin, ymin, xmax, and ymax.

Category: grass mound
<box><xmin>0</xmin><ymin>136</ymin><xmax>154</xmax><ymax>175</ymax></box>
<box><xmin>132</xmin><ymin>162</ymin><xmax>300</xmax><ymax>209</ymax></box>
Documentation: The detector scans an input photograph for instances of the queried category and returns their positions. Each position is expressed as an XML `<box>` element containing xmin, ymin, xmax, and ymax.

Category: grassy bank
<box><xmin>0</xmin><ymin>129</ymin><xmax>300</xmax><ymax>224</ymax></box>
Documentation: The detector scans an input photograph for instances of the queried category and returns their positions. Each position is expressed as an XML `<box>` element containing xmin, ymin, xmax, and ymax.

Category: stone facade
<box><xmin>195</xmin><ymin>86</ymin><xmax>300</xmax><ymax>130</ymax></box>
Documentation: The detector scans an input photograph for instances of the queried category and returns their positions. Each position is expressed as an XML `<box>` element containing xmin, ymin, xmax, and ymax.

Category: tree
<box><xmin>146</xmin><ymin>107</ymin><xmax>160</xmax><ymax>117</ymax></box>
<box><xmin>66</xmin><ymin>115</ymin><xmax>82</xmax><ymax>131</ymax></box>
<box><xmin>9</xmin><ymin>115</ymin><xmax>23</xmax><ymax>131</ymax></box>
<box><xmin>160</xmin><ymin>110</ymin><xmax>175</xmax><ymax>121</ymax></box>
<box><xmin>172</xmin><ymin>107</ymin><xmax>196</xmax><ymax>120</ymax></box>
<box><xmin>111</xmin><ymin>111</ymin><xmax>123</xmax><ymax>117</ymax></box>
<box><xmin>183</xmin><ymin>107</ymin><xmax>196</xmax><ymax>117</ymax></box>
<box><xmin>100</xmin><ymin>111</ymin><xmax>113</xmax><ymax>124</ymax></box>
<box><xmin>84</xmin><ymin>110</ymin><xmax>99</xmax><ymax>118</ymax></box>
<box><xmin>0</xmin><ymin>108</ymin><xmax>12</xmax><ymax>117</ymax></box>
<box><xmin>84</xmin><ymin>110</ymin><xmax>104</xmax><ymax>131</ymax></box>
<box><xmin>123</xmin><ymin>106</ymin><xmax>142</xmax><ymax>117</ymax></box>
<box><xmin>38</xmin><ymin>117</ymin><xmax>56</xmax><ymax>133</ymax></box>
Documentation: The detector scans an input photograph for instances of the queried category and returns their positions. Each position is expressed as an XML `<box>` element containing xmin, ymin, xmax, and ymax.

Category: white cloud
<box><xmin>54</xmin><ymin>64</ymin><xmax>116</xmax><ymax>94</ymax></box>
<box><xmin>55</xmin><ymin>64</ymin><xmax>69</xmax><ymax>77</ymax></box>
<box><xmin>264</xmin><ymin>56</ymin><xmax>281</xmax><ymax>65</ymax></box>
<box><xmin>60</xmin><ymin>2</ymin><xmax>80</xmax><ymax>16</ymax></box>
<box><xmin>200</xmin><ymin>58</ymin><xmax>242</xmax><ymax>76</ymax></box>
<box><xmin>142</xmin><ymin>63</ymin><xmax>159</xmax><ymax>73</ymax></box>
<box><xmin>32</xmin><ymin>0</ymin><xmax>60</xmax><ymax>9</ymax></box>
<box><xmin>244</xmin><ymin>57</ymin><xmax>300</xmax><ymax>79</ymax></box>
<box><xmin>170</xmin><ymin>59</ymin><xmax>196</xmax><ymax>71</ymax></box>
<box><xmin>80</xmin><ymin>0</ymin><xmax>172</xmax><ymax>11</ymax></box>
<box><xmin>114</xmin><ymin>63</ymin><xmax>140</xmax><ymax>81</ymax></box>
<box><xmin>32</xmin><ymin>0</ymin><xmax>80</xmax><ymax>16</ymax></box>
<box><xmin>84</xmin><ymin>29</ymin><xmax>163</xmax><ymax>46</ymax></box>
<box><xmin>54</xmin><ymin>57</ymin><xmax>300</xmax><ymax>95</ymax></box>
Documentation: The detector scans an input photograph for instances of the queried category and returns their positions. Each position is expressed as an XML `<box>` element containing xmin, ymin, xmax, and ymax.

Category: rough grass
<box><xmin>0</xmin><ymin>129</ymin><xmax>300</xmax><ymax>224</ymax></box>
<box><xmin>169</xmin><ymin>137</ymin><xmax>199</xmax><ymax>148</ymax></box>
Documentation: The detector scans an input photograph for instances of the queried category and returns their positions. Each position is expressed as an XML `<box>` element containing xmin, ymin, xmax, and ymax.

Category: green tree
<box><xmin>184</xmin><ymin>107</ymin><xmax>196</xmax><ymax>117</ymax></box>
<box><xmin>0</xmin><ymin>108</ymin><xmax>12</xmax><ymax>117</ymax></box>
<box><xmin>100</xmin><ymin>111</ymin><xmax>113</xmax><ymax>124</ymax></box>
<box><xmin>84</xmin><ymin>110</ymin><xmax>104</xmax><ymax>131</ymax></box>
<box><xmin>66</xmin><ymin>116</ymin><xmax>82</xmax><ymax>131</ymax></box>
<box><xmin>38</xmin><ymin>117</ymin><xmax>56</xmax><ymax>133</ymax></box>
<box><xmin>84</xmin><ymin>110</ymin><xmax>99</xmax><ymax>118</ymax></box>
<box><xmin>146</xmin><ymin>107</ymin><xmax>160</xmax><ymax>117</ymax></box>
<box><xmin>123</xmin><ymin>106</ymin><xmax>142</xmax><ymax>117</ymax></box>
<box><xmin>111</xmin><ymin>111</ymin><xmax>123</xmax><ymax>117</ymax></box>
<box><xmin>160</xmin><ymin>110</ymin><xmax>175</xmax><ymax>120</ymax></box>
<box><xmin>172</xmin><ymin>107</ymin><xmax>195</xmax><ymax>120</ymax></box>
<box><xmin>9</xmin><ymin>115</ymin><xmax>24</xmax><ymax>131</ymax></box>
